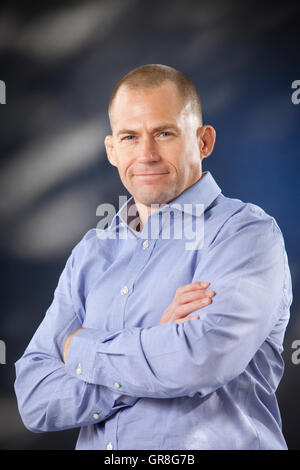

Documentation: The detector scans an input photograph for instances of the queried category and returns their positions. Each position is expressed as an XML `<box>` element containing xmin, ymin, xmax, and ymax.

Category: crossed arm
<box><xmin>62</xmin><ymin>281</ymin><xmax>215</xmax><ymax>363</ymax></box>
<box><xmin>14</xmin><ymin>279</ymin><xmax>214</xmax><ymax>433</ymax></box>
<box><xmin>14</xmin><ymin>211</ymin><xmax>288</xmax><ymax>433</ymax></box>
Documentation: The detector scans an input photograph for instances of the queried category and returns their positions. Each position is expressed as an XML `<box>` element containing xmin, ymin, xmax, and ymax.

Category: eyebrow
<box><xmin>116</xmin><ymin>124</ymin><xmax>180</xmax><ymax>137</ymax></box>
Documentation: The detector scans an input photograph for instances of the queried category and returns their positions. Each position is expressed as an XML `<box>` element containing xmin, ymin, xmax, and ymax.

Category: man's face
<box><xmin>105</xmin><ymin>81</ymin><xmax>213</xmax><ymax>208</ymax></box>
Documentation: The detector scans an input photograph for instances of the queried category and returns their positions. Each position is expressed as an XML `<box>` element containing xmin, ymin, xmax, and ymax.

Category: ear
<box><xmin>104</xmin><ymin>135</ymin><xmax>118</xmax><ymax>167</ymax></box>
<box><xmin>197</xmin><ymin>125</ymin><xmax>216</xmax><ymax>160</ymax></box>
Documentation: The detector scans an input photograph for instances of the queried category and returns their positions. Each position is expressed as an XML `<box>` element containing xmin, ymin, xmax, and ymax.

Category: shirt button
<box><xmin>121</xmin><ymin>286</ymin><xmax>129</xmax><ymax>295</ymax></box>
<box><xmin>142</xmin><ymin>240</ymin><xmax>149</xmax><ymax>249</ymax></box>
<box><xmin>114</xmin><ymin>382</ymin><xmax>122</xmax><ymax>389</ymax></box>
<box><xmin>92</xmin><ymin>412</ymin><xmax>100</xmax><ymax>420</ymax></box>
<box><xmin>76</xmin><ymin>364</ymin><xmax>82</xmax><ymax>375</ymax></box>
<box><xmin>107</xmin><ymin>442</ymin><xmax>113</xmax><ymax>450</ymax></box>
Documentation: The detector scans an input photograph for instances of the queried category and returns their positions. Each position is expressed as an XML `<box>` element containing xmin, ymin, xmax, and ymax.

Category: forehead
<box><xmin>110</xmin><ymin>82</ymin><xmax>188</xmax><ymax>128</ymax></box>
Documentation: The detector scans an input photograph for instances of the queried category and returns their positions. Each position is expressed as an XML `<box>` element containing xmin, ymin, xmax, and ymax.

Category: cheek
<box><xmin>161</xmin><ymin>140</ymin><xmax>185</xmax><ymax>164</ymax></box>
<box><xmin>181</xmin><ymin>138</ymin><xmax>199</xmax><ymax>163</ymax></box>
<box><xmin>175</xmin><ymin>143</ymin><xmax>199</xmax><ymax>175</ymax></box>
<box><xmin>114</xmin><ymin>147</ymin><xmax>133</xmax><ymax>173</ymax></box>
<box><xmin>170</xmin><ymin>140</ymin><xmax>190</xmax><ymax>166</ymax></box>
<box><xmin>118</xmin><ymin>159</ymin><xmax>135</xmax><ymax>185</ymax></box>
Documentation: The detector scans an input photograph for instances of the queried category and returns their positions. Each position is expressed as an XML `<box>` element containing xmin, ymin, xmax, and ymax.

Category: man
<box><xmin>14</xmin><ymin>64</ymin><xmax>292</xmax><ymax>450</ymax></box>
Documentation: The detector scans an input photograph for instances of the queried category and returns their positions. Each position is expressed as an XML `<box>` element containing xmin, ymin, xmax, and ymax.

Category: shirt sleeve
<box><xmin>14</xmin><ymin>247</ymin><xmax>138</xmax><ymax>433</ymax></box>
<box><xmin>64</xmin><ymin>206</ymin><xmax>292</xmax><ymax>399</ymax></box>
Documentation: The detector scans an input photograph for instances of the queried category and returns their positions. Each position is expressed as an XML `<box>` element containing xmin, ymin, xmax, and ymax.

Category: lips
<box><xmin>133</xmin><ymin>172</ymin><xmax>169</xmax><ymax>182</ymax></box>
<box><xmin>134</xmin><ymin>172</ymin><xmax>169</xmax><ymax>176</ymax></box>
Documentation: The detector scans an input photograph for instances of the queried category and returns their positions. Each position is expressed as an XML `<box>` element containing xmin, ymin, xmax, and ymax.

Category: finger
<box><xmin>175</xmin><ymin>315</ymin><xmax>200</xmax><ymax>324</ymax></box>
<box><xmin>176</xmin><ymin>281</ymin><xmax>210</xmax><ymax>296</ymax></box>
<box><xmin>174</xmin><ymin>297</ymin><xmax>212</xmax><ymax>318</ymax></box>
<box><xmin>179</xmin><ymin>289</ymin><xmax>215</xmax><ymax>304</ymax></box>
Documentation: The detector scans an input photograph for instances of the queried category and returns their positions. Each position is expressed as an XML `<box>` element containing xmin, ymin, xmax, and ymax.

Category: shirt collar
<box><xmin>109</xmin><ymin>171</ymin><xmax>222</xmax><ymax>230</ymax></box>
<box><xmin>167</xmin><ymin>170</ymin><xmax>221</xmax><ymax>217</ymax></box>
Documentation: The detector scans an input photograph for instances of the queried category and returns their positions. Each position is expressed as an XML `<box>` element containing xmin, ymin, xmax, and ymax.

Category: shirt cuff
<box><xmin>64</xmin><ymin>328</ymin><xmax>138</xmax><ymax>410</ymax></box>
<box><xmin>64</xmin><ymin>328</ymin><xmax>101</xmax><ymax>383</ymax></box>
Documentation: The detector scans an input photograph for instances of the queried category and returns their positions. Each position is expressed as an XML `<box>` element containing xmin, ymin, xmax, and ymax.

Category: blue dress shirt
<box><xmin>14</xmin><ymin>171</ymin><xmax>293</xmax><ymax>450</ymax></box>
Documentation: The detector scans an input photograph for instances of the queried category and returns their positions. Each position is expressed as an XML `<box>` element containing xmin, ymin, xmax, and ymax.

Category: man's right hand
<box><xmin>160</xmin><ymin>281</ymin><xmax>215</xmax><ymax>325</ymax></box>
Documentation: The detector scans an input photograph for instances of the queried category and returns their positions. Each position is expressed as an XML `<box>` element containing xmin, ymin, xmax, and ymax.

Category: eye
<box><xmin>123</xmin><ymin>135</ymin><xmax>136</xmax><ymax>141</ymax></box>
<box><xmin>160</xmin><ymin>131</ymin><xmax>171</xmax><ymax>137</ymax></box>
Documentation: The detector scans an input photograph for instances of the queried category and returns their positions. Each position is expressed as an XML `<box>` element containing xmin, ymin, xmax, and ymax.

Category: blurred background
<box><xmin>0</xmin><ymin>0</ymin><xmax>299</xmax><ymax>449</ymax></box>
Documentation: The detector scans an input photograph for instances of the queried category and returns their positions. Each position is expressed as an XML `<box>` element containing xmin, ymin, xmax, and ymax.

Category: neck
<box><xmin>134</xmin><ymin>200</ymin><xmax>166</xmax><ymax>232</ymax></box>
<box><xmin>132</xmin><ymin>174</ymin><xmax>204</xmax><ymax>232</ymax></box>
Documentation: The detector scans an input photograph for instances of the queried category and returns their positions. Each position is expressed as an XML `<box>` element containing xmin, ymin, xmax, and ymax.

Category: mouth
<box><xmin>134</xmin><ymin>172</ymin><xmax>169</xmax><ymax>181</ymax></box>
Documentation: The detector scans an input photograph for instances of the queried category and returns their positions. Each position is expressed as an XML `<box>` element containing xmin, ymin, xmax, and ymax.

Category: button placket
<box><xmin>121</xmin><ymin>286</ymin><xmax>129</xmax><ymax>295</ymax></box>
<box><xmin>119</xmin><ymin>234</ymin><xmax>158</xmax><ymax>330</ymax></box>
<box><xmin>142</xmin><ymin>239</ymin><xmax>149</xmax><ymax>249</ymax></box>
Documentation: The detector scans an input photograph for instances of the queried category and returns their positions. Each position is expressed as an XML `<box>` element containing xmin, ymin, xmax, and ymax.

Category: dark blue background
<box><xmin>0</xmin><ymin>0</ymin><xmax>299</xmax><ymax>449</ymax></box>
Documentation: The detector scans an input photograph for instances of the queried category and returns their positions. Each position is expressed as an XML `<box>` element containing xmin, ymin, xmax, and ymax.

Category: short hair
<box><xmin>108</xmin><ymin>64</ymin><xmax>202</xmax><ymax>126</ymax></box>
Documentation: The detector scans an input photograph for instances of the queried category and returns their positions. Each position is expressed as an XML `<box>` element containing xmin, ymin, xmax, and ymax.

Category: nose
<box><xmin>137</xmin><ymin>135</ymin><xmax>160</xmax><ymax>163</ymax></box>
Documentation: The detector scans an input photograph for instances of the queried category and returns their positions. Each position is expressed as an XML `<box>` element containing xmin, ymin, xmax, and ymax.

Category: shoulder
<box><xmin>74</xmin><ymin>227</ymin><xmax>98</xmax><ymax>246</ymax></box>
<box><xmin>209</xmin><ymin>194</ymin><xmax>284</xmax><ymax>248</ymax></box>
<box><xmin>70</xmin><ymin>227</ymin><xmax>104</xmax><ymax>260</ymax></box>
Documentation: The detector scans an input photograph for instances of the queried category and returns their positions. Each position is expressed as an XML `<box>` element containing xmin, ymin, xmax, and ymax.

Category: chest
<box><xmin>79</xmin><ymin>237</ymin><xmax>204</xmax><ymax>332</ymax></box>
